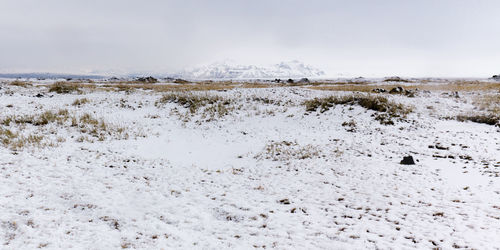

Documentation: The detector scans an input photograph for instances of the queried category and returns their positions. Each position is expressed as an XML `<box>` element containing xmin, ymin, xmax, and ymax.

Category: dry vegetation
<box><xmin>456</xmin><ymin>93</ymin><xmax>500</xmax><ymax>127</ymax></box>
<box><xmin>49</xmin><ymin>82</ymin><xmax>82</xmax><ymax>94</ymax></box>
<box><xmin>255</xmin><ymin>141</ymin><xmax>322</xmax><ymax>161</ymax></box>
<box><xmin>42</xmin><ymin>81</ymin><xmax>273</xmax><ymax>93</ymax></box>
<box><xmin>308</xmin><ymin>81</ymin><xmax>500</xmax><ymax>93</ymax></box>
<box><xmin>156</xmin><ymin>92</ymin><xmax>235</xmax><ymax>121</ymax></box>
<box><xmin>72</xmin><ymin>98</ymin><xmax>90</xmax><ymax>106</ymax></box>
<box><xmin>8</xmin><ymin>80</ymin><xmax>32</xmax><ymax>87</ymax></box>
<box><xmin>303</xmin><ymin>94</ymin><xmax>413</xmax><ymax>125</ymax></box>
<box><xmin>0</xmin><ymin>109</ymin><xmax>127</xmax><ymax>150</ymax></box>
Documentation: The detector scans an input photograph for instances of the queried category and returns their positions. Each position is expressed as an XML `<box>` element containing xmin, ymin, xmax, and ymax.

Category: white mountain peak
<box><xmin>174</xmin><ymin>60</ymin><xmax>324</xmax><ymax>80</ymax></box>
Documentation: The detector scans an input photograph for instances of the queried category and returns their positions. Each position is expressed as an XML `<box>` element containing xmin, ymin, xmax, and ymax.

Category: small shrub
<box><xmin>156</xmin><ymin>92</ymin><xmax>231</xmax><ymax>114</ymax></box>
<box><xmin>304</xmin><ymin>94</ymin><xmax>412</xmax><ymax>125</ymax></box>
<box><xmin>9</xmin><ymin>80</ymin><xmax>32</xmax><ymax>87</ymax></box>
<box><xmin>457</xmin><ymin>114</ymin><xmax>499</xmax><ymax>127</ymax></box>
<box><xmin>49</xmin><ymin>82</ymin><xmax>81</xmax><ymax>94</ymax></box>
<box><xmin>255</xmin><ymin>141</ymin><xmax>321</xmax><ymax>161</ymax></box>
<box><xmin>342</xmin><ymin>119</ymin><xmax>357</xmax><ymax>132</ymax></box>
<box><xmin>72</xmin><ymin>98</ymin><xmax>90</xmax><ymax>106</ymax></box>
<box><xmin>0</xmin><ymin>109</ymin><xmax>128</xmax><ymax>149</ymax></box>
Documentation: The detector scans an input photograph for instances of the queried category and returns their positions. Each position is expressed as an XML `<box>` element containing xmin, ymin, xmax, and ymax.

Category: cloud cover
<box><xmin>1</xmin><ymin>0</ymin><xmax>499</xmax><ymax>77</ymax></box>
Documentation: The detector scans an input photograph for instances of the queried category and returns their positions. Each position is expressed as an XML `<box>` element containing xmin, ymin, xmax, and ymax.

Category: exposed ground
<box><xmin>0</xmin><ymin>79</ymin><xmax>499</xmax><ymax>249</ymax></box>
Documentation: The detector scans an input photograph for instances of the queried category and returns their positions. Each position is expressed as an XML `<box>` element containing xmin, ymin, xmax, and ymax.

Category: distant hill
<box><xmin>0</xmin><ymin>73</ymin><xmax>105</xmax><ymax>80</ymax></box>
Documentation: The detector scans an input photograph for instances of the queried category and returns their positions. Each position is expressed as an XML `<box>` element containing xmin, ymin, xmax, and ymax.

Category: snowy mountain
<box><xmin>173</xmin><ymin>60</ymin><xmax>325</xmax><ymax>80</ymax></box>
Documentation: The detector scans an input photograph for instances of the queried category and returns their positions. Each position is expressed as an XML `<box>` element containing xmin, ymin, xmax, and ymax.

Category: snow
<box><xmin>172</xmin><ymin>60</ymin><xmax>325</xmax><ymax>80</ymax></box>
<box><xmin>0</xmin><ymin>82</ymin><xmax>499</xmax><ymax>249</ymax></box>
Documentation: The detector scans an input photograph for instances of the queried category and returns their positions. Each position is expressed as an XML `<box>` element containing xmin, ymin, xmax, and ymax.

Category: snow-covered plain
<box><xmin>0</xmin><ymin>81</ymin><xmax>499</xmax><ymax>249</ymax></box>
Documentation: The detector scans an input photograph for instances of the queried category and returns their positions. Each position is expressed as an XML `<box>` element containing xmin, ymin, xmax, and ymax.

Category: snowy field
<box><xmin>0</xmin><ymin>80</ymin><xmax>499</xmax><ymax>249</ymax></box>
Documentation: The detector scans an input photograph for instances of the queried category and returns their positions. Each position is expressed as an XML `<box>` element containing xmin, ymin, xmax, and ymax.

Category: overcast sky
<box><xmin>1</xmin><ymin>0</ymin><xmax>499</xmax><ymax>77</ymax></box>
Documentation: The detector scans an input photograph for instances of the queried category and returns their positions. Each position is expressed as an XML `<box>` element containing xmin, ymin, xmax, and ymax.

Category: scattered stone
<box><xmin>433</xmin><ymin>154</ymin><xmax>446</xmax><ymax>159</ymax></box>
<box><xmin>400</xmin><ymin>155</ymin><xmax>416</xmax><ymax>165</ymax></box>
<box><xmin>173</xmin><ymin>78</ymin><xmax>190</xmax><ymax>84</ymax></box>
<box><xmin>279</xmin><ymin>198</ymin><xmax>290</xmax><ymax>205</ymax></box>
<box><xmin>435</xmin><ymin>144</ymin><xmax>449</xmax><ymax>150</ymax></box>
<box><xmin>389</xmin><ymin>86</ymin><xmax>405</xmax><ymax>94</ymax></box>
<box><xmin>384</xmin><ymin>76</ymin><xmax>411</xmax><ymax>83</ymax></box>
<box><xmin>136</xmin><ymin>76</ymin><xmax>158</xmax><ymax>83</ymax></box>
<box><xmin>372</xmin><ymin>88</ymin><xmax>386</xmax><ymax>93</ymax></box>
<box><xmin>298</xmin><ymin>78</ymin><xmax>310</xmax><ymax>84</ymax></box>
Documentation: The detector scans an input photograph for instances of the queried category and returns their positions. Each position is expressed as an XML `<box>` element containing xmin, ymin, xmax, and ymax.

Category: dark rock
<box><xmin>400</xmin><ymin>155</ymin><xmax>415</xmax><ymax>165</ymax></box>
<box><xmin>298</xmin><ymin>78</ymin><xmax>310</xmax><ymax>83</ymax></box>
<box><xmin>435</xmin><ymin>144</ymin><xmax>449</xmax><ymax>150</ymax></box>
<box><xmin>286</xmin><ymin>79</ymin><xmax>294</xmax><ymax>84</ymax></box>
<box><xmin>35</xmin><ymin>93</ymin><xmax>44</xmax><ymax>98</ymax></box>
<box><xmin>492</xmin><ymin>75</ymin><xmax>500</xmax><ymax>80</ymax></box>
<box><xmin>279</xmin><ymin>198</ymin><xmax>290</xmax><ymax>205</ymax></box>
<box><xmin>136</xmin><ymin>76</ymin><xmax>158</xmax><ymax>83</ymax></box>
<box><xmin>389</xmin><ymin>86</ymin><xmax>405</xmax><ymax>94</ymax></box>
<box><xmin>272</xmin><ymin>78</ymin><xmax>282</xmax><ymax>83</ymax></box>
<box><xmin>372</xmin><ymin>88</ymin><xmax>386</xmax><ymax>93</ymax></box>
<box><xmin>173</xmin><ymin>78</ymin><xmax>189</xmax><ymax>84</ymax></box>
<box><xmin>404</xmin><ymin>89</ymin><xmax>416</xmax><ymax>97</ymax></box>
<box><xmin>384</xmin><ymin>76</ymin><xmax>411</xmax><ymax>83</ymax></box>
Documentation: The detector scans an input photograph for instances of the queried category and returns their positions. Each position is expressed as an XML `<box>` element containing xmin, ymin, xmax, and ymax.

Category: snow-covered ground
<box><xmin>0</xmin><ymin>82</ymin><xmax>499</xmax><ymax>249</ymax></box>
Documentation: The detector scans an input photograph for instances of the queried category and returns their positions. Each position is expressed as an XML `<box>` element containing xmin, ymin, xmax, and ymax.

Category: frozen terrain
<box><xmin>171</xmin><ymin>60</ymin><xmax>325</xmax><ymax>80</ymax></box>
<box><xmin>0</xmin><ymin>80</ymin><xmax>499</xmax><ymax>249</ymax></box>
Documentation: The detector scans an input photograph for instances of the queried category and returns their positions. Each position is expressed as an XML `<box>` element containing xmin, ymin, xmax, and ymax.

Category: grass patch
<box><xmin>255</xmin><ymin>141</ymin><xmax>321</xmax><ymax>161</ymax></box>
<box><xmin>309</xmin><ymin>81</ymin><xmax>500</xmax><ymax>93</ymax></box>
<box><xmin>1</xmin><ymin>109</ymin><xmax>128</xmax><ymax>150</ymax></box>
<box><xmin>72</xmin><ymin>98</ymin><xmax>90</xmax><ymax>106</ymax></box>
<box><xmin>49</xmin><ymin>82</ymin><xmax>81</xmax><ymax>94</ymax></box>
<box><xmin>156</xmin><ymin>92</ymin><xmax>233</xmax><ymax>120</ymax></box>
<box><xmin>0</xmin><ymin>127</ymin><xmax>44</xmax><ymax>150</ymax></box>
<box><xmin>303</xmin><ymin>94</ymin><xmax>412</xmax><ymax>124</ymax></box>
<box><xmin>456</xmin><ymin>114</ymin><xmax>499</xmax><ymax>127</ymax></box>
<box><xmin>472</xmin><ymin>94</ymin><xmax>500</xmax><ymax>115</ymax></box>
<box><xmin>9</xmin><ymin>80</ymin><xmax>32</xmax><ymax>87</ymax></box>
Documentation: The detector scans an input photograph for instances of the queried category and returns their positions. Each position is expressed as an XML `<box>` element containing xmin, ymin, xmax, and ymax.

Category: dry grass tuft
<box><xmin>72</xmin><ymin>98</ymin><xmax>90</xmax><ymax>106</ymax></box>
<box><xmin>456</xmin><ymin>114</ymin><xmax>499</xmax><ymax>126</ymax></box>
<box><xmin>255</xmin><ymin>141</ymin><xmax>321</xmax><ymax>161</ymax></box>
<box><xmin>156</xmin><ymin>92</ymin><xmax>233</xmax><ymax>120</ymax></box>
<box><xmin>472</xmin><ymin>94</ymin><xmax>500</xmax><ymax>115</ymax></box>
<box><xmin>9</xmin><ymin>80</ymin><xmax>32</xmax><ymax>87</ymax></box>
<box><xmin>0</xmin><ymin>109</ymin><xmax>127</xmax><ymax>149</ymax></box>
<box><xmin>304</xmin><ymin>94</ymin><xmax>412</xmax><ymax>125</ymax></box>
<box><xmin>49</xmin><ymin>82</ymin><xmax>82</xmax><ymax>94</ymax></box>
<box><xmin>309</xmin><ymin>81</ymin><xmax>500</xmax><ymax>93</ymax></box>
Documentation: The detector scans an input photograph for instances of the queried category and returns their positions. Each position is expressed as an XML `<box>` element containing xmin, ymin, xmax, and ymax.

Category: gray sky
<box><xmin>1</xmin><ymin>0</ymin><xmax>499</xmax><ymax>77</ymax></box>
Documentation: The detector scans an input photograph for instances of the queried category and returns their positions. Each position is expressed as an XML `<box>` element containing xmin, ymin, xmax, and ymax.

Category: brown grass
<box><xmin>72</xmin><ymin>98</ymin><xmax>90</xmax><ymax>106</ymax></box>
<box><xmin>49</xmin><ymin>82</ymin><xmax>83</xmax><ymax>94</ymax></box>
<box><xmin>9</xmin><ymin>80</ymin><xmax>32</xmax><ymax>87</ymax></box>
<box><xmin>1</xmin><ymin>109</ymin><xmax>127</xmax><ymax>149</ymax></box>
<box><xmin>308</xmin><ymin>81</ymin><xmax>500</xmax><ymax>93</ymax></box>
<box><xmin>473</xmin><ymin>94</ymin><xmax>500</xmax><ymax>115</ymax></box>
<box><xmin>40</xmin><ymin>81</ymin><xmax>273</xmax><ymax>93</ymax></box>
<box><xmin>303</xmin><ymin>94</ymin><xmax>412</xmax><ymax>125</ymax></box>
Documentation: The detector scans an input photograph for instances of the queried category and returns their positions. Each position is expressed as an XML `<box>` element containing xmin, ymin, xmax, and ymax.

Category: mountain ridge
<box><xmin>171</xmin><ymin>60</ymin><xmax>325</xmax><ymax>80</ymax></box>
